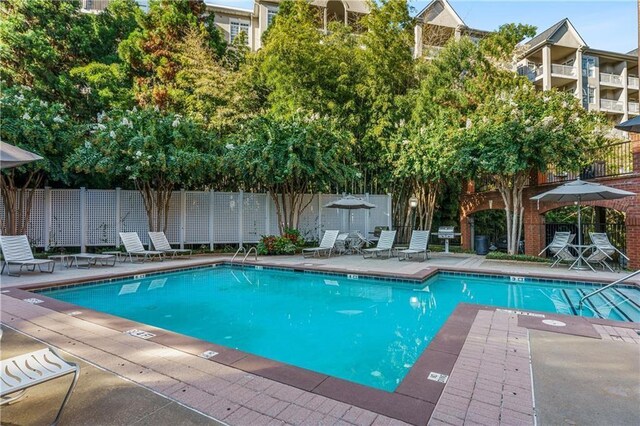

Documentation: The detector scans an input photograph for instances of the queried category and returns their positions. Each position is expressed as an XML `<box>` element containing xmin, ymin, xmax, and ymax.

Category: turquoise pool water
<box><xmin>41</xmin><ymin>266</ymin><xmax>640</xmax><ymax>391</ymax></box>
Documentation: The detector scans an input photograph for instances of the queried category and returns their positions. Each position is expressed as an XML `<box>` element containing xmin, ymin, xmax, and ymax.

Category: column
<box><xmin>179</xmin><ymin>189</ymin><xmax>186</xmax><ymax>249</ymax></box>
<box><xmin>622</xmin><ymin>61</ymin><xmax>629</xmax><ymax>121</ymax></box>
<box><xmin>575</xmin><ymin>48</ymin><xmax>583</xmax><ymax>101</ymax></box>
<box><xmin>79</xmin><ymin>187</ymin><xmax>87</xmax><ymax>253</ymax></box>
<box><xmin>43</xmin><ymin>187</ymin><xmax>52</xmax><ymax>251</ymax></box>
<box><xmin>542</xmin><ymin>45</ymin><xmax>552</xmax><ymax>91</ymax></box>
<box><xmin>115</xmin><ymin>187</ymin><xmax>121</xmax><ymax>247</ymax></box>
<box><xmin>414</xmin><ymin>24</ymin><xmax>423</xmax><ymax>59</ymax></box>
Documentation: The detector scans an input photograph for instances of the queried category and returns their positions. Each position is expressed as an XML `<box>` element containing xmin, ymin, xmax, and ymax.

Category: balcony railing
<box><xmin>628</xmin><ymin>76</ymin><xmax>639</xmax><ymax>89</ymax></box>
<box><xmin>473</xmin><ymin>140</ymin><xmax>634</xmax><ymax>192</ymax></box>
<box><xmin>551</xmin><ymin>64</ymin><xmax>577</xmax><ymax>78</ymax></box>
<box><xmin>629</xmin><ymin>102</ymin><xmax>640</xmax><ymax>114</ymax></box>
<box><xmin>600</xmin><ymin>72</ymin><xmax>623</xmax><ymax>86</ymax></box>
<box><xmin>600</xmin><ymin>98</ymin><xmax>625</xmax><ymax>112</ymax></box>
<box><xmin>82</xmin><ymin>0</ymin><xmax>110</xmax><ymax>11</ymax></box>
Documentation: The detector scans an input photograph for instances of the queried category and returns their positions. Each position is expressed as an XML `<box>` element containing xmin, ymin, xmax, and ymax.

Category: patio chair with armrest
<box><xmin>362</xmin><ymin>230</ymin><xmax>396</xmax><ymax>259</ymax></box>
<box><xmin>148</xmin><ymin>232</ymin><xmax>192</xmax><ymax>259</ymax></box>
<box><xmin>302</xmin><ymin>230</ymin><xmax>340</xmax><ymax>258</ymax></box>
<box><xmin>587</xmin><ymin>232</ymin><xmax>629</xmax><ymax>272</ymax></box>
<box><xmin>119</xmin><ymin>232</ymin><xmax>164</xmax><ymax>262</ymax></box>
<box><xmin>1</xmin><ymin>346</ymin><xmax>80</xmax><ymax>425</ymax></box>
<box><xmin>334</xmin><ymin>233</ymin><xmax>350</xmax><ymax>255</ymax></box>
<box><xmin>398</xmin><ymin>230</ymin><xmax>430</xmax><ymax>262</ymax></box>
<box><xmin>0</xmin><ymin>235</ymin><xmax>55</xmax><ymax>277</ymax></box>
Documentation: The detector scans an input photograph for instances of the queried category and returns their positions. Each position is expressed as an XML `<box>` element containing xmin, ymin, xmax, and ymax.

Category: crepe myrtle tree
<box><xmin>0</xmin><ymin>86</ymin><xmax>77</xmax><ymax>236</ymax></box>
<box><xmin>459</xmin><ymin>84</ymin><xmax>608</xmax><ymax>255</ymax></box>
<box><xmin>225</xmin><ymin>114</ymin><xmax>357</xmax><ymax>235</ymax></box>
<box><xmin>68</xmin><ymin>107</ymin><xmax>220</xmax><ymax>232</ymax></box>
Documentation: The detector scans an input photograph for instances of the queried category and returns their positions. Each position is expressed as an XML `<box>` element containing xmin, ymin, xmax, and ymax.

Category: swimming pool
<box><xmin>40</xmin><ymin>266</ymin><xmax>640</xmax><ymax>391</ymax></box>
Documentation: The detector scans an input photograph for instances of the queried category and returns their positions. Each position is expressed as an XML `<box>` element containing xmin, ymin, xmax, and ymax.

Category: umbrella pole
<box><xmin>575</xmin><ymin>196</ymin><xmax>588</xmax><ymax>270</ymax></box>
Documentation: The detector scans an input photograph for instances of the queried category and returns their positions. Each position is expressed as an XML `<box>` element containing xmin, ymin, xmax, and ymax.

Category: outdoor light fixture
<box><xmin>409</xmin><ymin>196</ymin><xmax>418</xmax><ymax>209</ymax></box>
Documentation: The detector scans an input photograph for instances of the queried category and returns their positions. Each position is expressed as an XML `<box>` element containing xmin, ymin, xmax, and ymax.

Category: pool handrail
<box><xmin>578</xmin><ymin>269</ymin><xmax>640</xmax><ymax>310</ymax></box>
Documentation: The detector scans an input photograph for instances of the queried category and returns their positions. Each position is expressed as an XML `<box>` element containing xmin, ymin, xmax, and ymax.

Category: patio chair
<box><xmin>549</xmin><ymin>234</ymin><xmax>577</xmax><ymax>268</ymax></box>
<box><xmin>398</xmin><ymin>230</ymin><xmax>430</xmax><ymax>262</ymax></box>
<box><xmin>586</xmin><ymin>232</ymin><xmax>629</xmax><ymax>272</ymax></box>
<box><xmin>119</xmin><ymin>232</ymin><xmax>164</xmax><ymax>263</ymax></box>
<box><xmin>334</xmin><ymin>233</ymin><xmax>350</xmax><ymax>255</ymax></box>
<box><xmin>1</xmin><ymin>346</ymin><xmax>80</xmax><ymax>425</ymax></box>
<box><xmin>148</xmin><ymin>232</ymin><xmax>192</xmax><ymax>259</ymax></box>
<box><xmin>302</xmin><ymin>230</ymin><xmax>339</xmax><ymax>258</ymax></box>
<box><xmin>362</xmin><ymin>230</ymin><xmax>396</xmax><ymax>259</ymax></box>
<box><xmin>538</xmin><ymin>231</ymin><xmax>573</xmax><ymax>256</ymax></box>
<box><xmin>350</xmin><ymin>232</ymin><xmax>371</xmax><ymax>254</ymax></box>
<box><xmin>0</xmin><ymin>235</ymin><xmax>55</xmax><ymax>277</ymax></box>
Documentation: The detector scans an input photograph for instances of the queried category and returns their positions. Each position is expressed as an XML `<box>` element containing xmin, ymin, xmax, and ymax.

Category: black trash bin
<box><xmin>475</xmin><ymin>235</ymin><xmax>489</xmax><ymax>255</ymax></box>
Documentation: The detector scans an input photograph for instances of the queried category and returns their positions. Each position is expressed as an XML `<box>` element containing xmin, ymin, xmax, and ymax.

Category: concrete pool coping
<box><xmin>2</xmin><ymin>257</ymin><xmax>639</xmax><ymax>425</ymax></box>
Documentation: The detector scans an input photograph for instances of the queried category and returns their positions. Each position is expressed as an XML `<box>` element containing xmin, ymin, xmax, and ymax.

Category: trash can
<box><xmin>474</xmin><ymin>235</ymin><xmax>489</xmax><ymax>255</ymax></box>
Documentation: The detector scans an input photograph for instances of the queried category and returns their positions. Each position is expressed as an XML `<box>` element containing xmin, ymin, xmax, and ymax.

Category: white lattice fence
<box><xmin>0</xmin><ymin>188</ymin><xmax>392</xmax><ymax>248</ymax></box>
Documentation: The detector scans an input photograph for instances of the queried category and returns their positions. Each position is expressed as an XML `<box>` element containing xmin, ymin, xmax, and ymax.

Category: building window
<box><xmin>230</xmin><ymin>20</ymin><xmax>250</xmax><ymax>44</ymax></box>
<box><xmin>267</xmin><ymin>7</ymin><xmax>278</xmax><ymax>27</ymax></box>
<box><xmin>582</xmin><ymin>56</ymin><xmax>596</xmax><ymax>78</ymax></box>
<box><xmin>583</xmin><ymin>86</ymin><xmax>596</xmax><ymax>105</ymax></box>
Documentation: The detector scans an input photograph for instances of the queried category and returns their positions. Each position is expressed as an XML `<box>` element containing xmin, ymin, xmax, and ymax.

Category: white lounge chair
<box><xmin>334</xmin><ymin>233</ymin><xmax>350</xmax><ymax>255</ymax></box>
<box><xmin>302</xmin><ymin>230</ymin><xmax>339</xmax><ymax>258</ymax></box>
<box><xmin>1</xmin><ymin>346</ymin><xmax>79</xmax><ymax>425</ymax></box>
<box><xmin>587</xmin><ymin>232</ymin><xmax>629</xmax><ymax>272</ymax></box>
<box><xmin>398</xmin><ymin>230</ymin><xmax>430</xmax><ymax>261</ymax></box>
<box><xmin>119</xmin><ymin>232</ymin><xmax>164</xmax><ymax>262</ymax></box>
<box><xmin>148</xmin><ymin>232</ymin><xmax>192</xmax><ymax>259</ymax></box>
<box><xmin>539</xmin><ymin>231</ymin><xmax>572</xmax><ymax>256</ymax></box>
<box><xmin>542</xmin><ymin>232</ymin><xmax>576</xmax><ymax>268</ymax></box>
<box><xmin>363</xmin><ymin>230</ymin><xmax>396</xmax><ymax>259</ymax></box>
<box><xmin>0</xmin><ymin>235</ymin><xmax>55</xmax><ymax>277</ymax></box>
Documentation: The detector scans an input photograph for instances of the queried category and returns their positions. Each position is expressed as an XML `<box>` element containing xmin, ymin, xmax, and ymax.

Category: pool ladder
<box><xmin>578</xmin><ymin>269</ymin><xmax>640</xmax><ymax>310</ymax></box>
<box><xmin>230</xmin><ymin>246</ymin><xmax>258</xmax><ymax>265</ymax></box>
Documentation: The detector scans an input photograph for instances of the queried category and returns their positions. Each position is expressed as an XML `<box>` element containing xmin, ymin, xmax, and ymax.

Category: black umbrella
<box><xmin>615</xmin><ymin>116</ymin><xmax>640</xmax><ymax>133</ymax></box>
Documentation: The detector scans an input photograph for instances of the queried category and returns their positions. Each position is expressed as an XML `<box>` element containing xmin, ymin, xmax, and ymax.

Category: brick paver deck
<box><xmin>429</xmin><ymin>310</ymin><xmax>535</xmax><ymax>426</ymax></box>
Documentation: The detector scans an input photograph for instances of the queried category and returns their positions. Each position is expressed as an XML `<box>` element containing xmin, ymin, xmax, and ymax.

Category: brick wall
<box><xmin>460</xmin><ymin>175</ymin><xmax>640</xmax><ymax>268</ymax></box>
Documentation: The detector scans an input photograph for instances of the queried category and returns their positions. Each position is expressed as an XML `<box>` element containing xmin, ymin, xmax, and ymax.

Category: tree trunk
<box><xmin>1</xmin><ymin>170</ymin><xmax>43</xmax><ymax>236</ymax></box>
<box><xmin>135</xmin><ymin>180</ymin><xmax>174</xmax><ymax>233</ymax></box>
<box><xmin>496</xmin><ymin>173</ymin><xmax>527</xmax><ymax>255</ymax></box>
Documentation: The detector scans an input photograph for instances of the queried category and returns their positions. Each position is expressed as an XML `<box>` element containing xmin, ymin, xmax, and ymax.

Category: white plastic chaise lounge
<box><xmin>398</xmin><ymin>230</ymin><xmax>430</xmax><ymax>261</ymax></box>
<box><xmin>362</xmin><ymin>230</ymin><xmax>396</xmax><ymax>259</ymax></box>
<box><xmin>302</xmin><ymin>230</ymin><xmax>339</xmax><ymax>258</ymax></box>
<box><xmin>1</xmin><ymin>346</ymin><xmax>79</xmax><ymax>425</ymax></box>
<box><xmin>0</xmin><ymin>235</ymin><xmax>55</xmax><ymax>277</ymax></box>
<box><xmin>149</xmin><ymin>232</ymin><xmax>192</xmax><ymax>259</ymax></box>
<box><xmin>119</xmin><ymin>232</ymin><xmax>164</xmax><ymax>262</ymax></box>
<box><xmin>586</xmin><ymin>232</ymin><xmax>629</xmax><ymax>272</ymax></box>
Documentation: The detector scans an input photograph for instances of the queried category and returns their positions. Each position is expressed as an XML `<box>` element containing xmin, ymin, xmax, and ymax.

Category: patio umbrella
<box><xmin>323</xmin><ymin>195</ymin><xmax>376</xmax><ymax>232</ymax></box>
<box><xmin>615</xmin><ymin>116</ymin><xmax>640</xmax><ymax>133</ymax></box>
<box><xmin>0</xmin><ymin>142</ymin><xmax>43</xmax><ymax>169</ymax></box>
<box><xmin>530</xmin><ymin>179</ymin><xmax>635</xmax><ymax>248</ymax></box>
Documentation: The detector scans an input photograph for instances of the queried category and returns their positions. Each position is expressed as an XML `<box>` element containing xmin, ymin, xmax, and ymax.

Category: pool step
<box><xmin>561</xmin><ymin>288</ymin><xmax>640</xmax><ymax>323</ymax></box>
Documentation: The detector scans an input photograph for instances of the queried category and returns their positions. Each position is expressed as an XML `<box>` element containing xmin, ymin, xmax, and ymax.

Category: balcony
<box><xmin>600</xmin><ymin>99</ymin><xmax>624</xmax><ymax>113</ymax></box>
<box><xmin>629</xmin><ymin>76</ymin><xmax>640</xmax><ymax>90</ymax></box>
<box><xmin>82</xmin><ymin>0</ymin><xmax>110</xmax><ymax>11</ymax></box>
<box><xmin>600</xmin><ymin>72</ymin><xmax>623</xmax><ymax>87</ymax></box>
<box><xmin>630</xmin><ymin>102</ymin><xmax>640</xmax><ymax>115</ymax></box>
<box><xmin>551</xmin><ymin>64</ymin><xmax>578</xmax><ymax>78</ymax></box>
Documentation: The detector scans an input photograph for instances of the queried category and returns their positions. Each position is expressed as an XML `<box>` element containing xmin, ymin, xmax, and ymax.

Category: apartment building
<box><xmin>517</xmin><ymin>19</ymin><xmax>639</xmax><ymax>135</ymax></box>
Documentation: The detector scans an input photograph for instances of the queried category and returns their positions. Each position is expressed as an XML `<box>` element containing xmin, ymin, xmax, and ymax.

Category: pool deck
<box><xmin>1</xmin><ymin>253</ymin><xmax>639</xmax><ymax>425</ymax></box>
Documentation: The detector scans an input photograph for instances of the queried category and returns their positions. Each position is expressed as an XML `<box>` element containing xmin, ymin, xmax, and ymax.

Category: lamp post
<box><xmin>409</xmin><ymin>196</ymin><xmax>418</xmax><ymax>233</ymax></box>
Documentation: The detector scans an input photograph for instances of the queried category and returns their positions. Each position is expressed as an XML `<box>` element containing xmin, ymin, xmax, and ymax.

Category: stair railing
<box><xmin>230</xmin><ymin>246</ymin><xmax>246</xmax><ymax>265</ymax></box>
<box><xmin>242</xmin><ymin>247</ymin><xmax>258</xmax><ymax>264</ymax></box>
<box><xmin>578</xmin><ymin>269</ymin><xmax>640</xmax><ymax>310</ymax></box>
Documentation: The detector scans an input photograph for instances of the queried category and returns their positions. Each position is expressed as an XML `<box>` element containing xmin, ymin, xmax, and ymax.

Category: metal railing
<box><xmin>544</xmin><ymin>222</ymin><xmax>626</xmax><ymax>260</ymax></box>
<box><xmin>600</xmin><ymin>72</ymin><xmax>623</xmax><ymax>86</ymax></box>
<box><xmin>628</xmin><ymin>76</ymin><xmax>639</xmax><ymax>89</ymax></box>
<box><xmin>231</xmin><ymin>246</ymin><xmax>246</xmax><ymax>264</ymax></box>
<box><xmin>600</xmin><ymin>99</ymin><xmax>625</xmax><ymax>112</ymax></box>
<box><xmin>578</xmin><ymin>270</ymin><xmax>640</xmax><ymax>310</ymax></box>
<box><xmin>551</xmin><ymin>64</ymin><xmax>577</xmax><ymax>77</ymax></box>
<box><xmin>242</xmin><ymin>246</ymin><xmax>258</xmax><ymax>263</ymax></box>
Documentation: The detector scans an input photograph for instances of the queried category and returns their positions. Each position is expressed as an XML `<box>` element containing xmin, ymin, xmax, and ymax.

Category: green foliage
<box><xmin>0</xmin><ymin>0</ymin><xmax>140</xmax><ymax>119</ymax></box>
<box><xmin>485</xmin><ymin>252</ymin><xmax>551</xmax><ymax>263</ymax></box>
<box><xmin>1</xmin><ymin>86</ymin><xmax>77</xmax><ymax>184</ymax></box>
<box><xmin>226</xmin><ymin>113</ymin><xmax>356</xmax><ymax>232</ymax></box>
<box><xmin>257</xmin><ymin>231</ymin><xmax>302</xmax><ymax>255</ymax></box>
<box><xmin>117</xmin><ymin>0</ymin><xmax>227</xmax><ymax>108</ymax></box>
<box><xmin>68</xmin><ymin>107</ymin><xmax>220</xmax><ymax>189</ymax></box>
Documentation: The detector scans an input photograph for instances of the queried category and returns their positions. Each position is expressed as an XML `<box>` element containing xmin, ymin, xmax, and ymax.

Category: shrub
<box><xmin>257</xmin><ymin>233</ymin><xmax>298</xmax><ymax>255</ymax></box>
<box><xmin>485</xmin><ymin>252</ymin><xmax>550</xmax><ymax>263</ymax></box>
